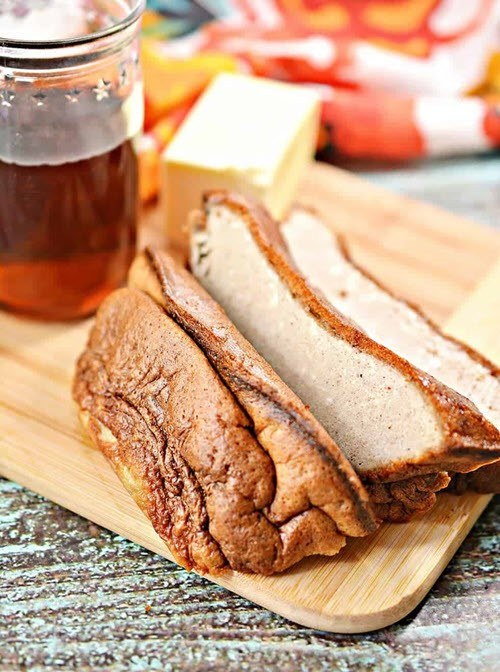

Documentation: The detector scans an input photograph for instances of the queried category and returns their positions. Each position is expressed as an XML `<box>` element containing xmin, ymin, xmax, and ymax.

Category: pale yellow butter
<box><xmin>162</xmin><ymin>73</ymin><xmax>320</xmax><ymax>254</ymax></box>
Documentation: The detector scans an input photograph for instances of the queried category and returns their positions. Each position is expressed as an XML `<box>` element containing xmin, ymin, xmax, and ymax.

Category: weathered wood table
<box><xmin>1</xmin><ymin>155</ymin><xmax>499</xmax><ymax>671</ymax></box>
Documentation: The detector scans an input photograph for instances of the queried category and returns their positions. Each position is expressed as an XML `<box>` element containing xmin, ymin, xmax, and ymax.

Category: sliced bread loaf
<box><xmin>129</xmin><ymin>250</ymin><xmax>377</xmax><ymax>537</ymax></box>
<box><xmin>74</xmin><ymin>288</ymin><xmax>350</xmax><ymax>574</ymax></box>
<box><xmin>189</xmin><ymin>192</ymin><xmax>500</xmax><ymax>486</ymax></box>
<box><xmin>282</xmin><ymin>208</ymin><xmax>500</xmax><ymax>493</ymax></box>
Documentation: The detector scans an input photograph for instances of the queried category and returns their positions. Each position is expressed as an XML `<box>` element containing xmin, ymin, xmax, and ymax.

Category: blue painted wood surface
<box><xmin>1</xmin><ymin>155</ymin><xmax>499</xmax><ymax>671</ymax></box>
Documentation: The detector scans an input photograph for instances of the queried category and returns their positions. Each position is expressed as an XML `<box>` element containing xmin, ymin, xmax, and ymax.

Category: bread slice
<box><xmin>129</xmin><ymin>250</ymin><xmax>377</xmax><ymax>538</ymax></box>
<box><xmin>281</xmin><ymin>207</ymin><xmax>500</xmax><ymax>493</ymax></box>
<box><xmin>189</xmin><ymin>192</ymin><xmax>500</xmax><ymax>488</ymax></box>
<box><xmin>73</xmin><ymin>288</ymin><xmax>349</xmax><ymax>575</ymax></box>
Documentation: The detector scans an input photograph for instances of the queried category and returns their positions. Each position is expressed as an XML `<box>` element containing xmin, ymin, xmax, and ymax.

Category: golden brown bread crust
<box><xmin>74</xmin><ymin>288</ymin><xmax>346</xmax><ymax>574</ymax></box>
<box><xmin>366</xmin><ymin>473</ymin><xmax>451</xmax><ymax>522</ymax></box>
<box><xmin>198</xmin><ymin>191</ymin><xmax>500</xmax><ymax>482</ymax></box>
<box><xmin>129</xmin><ymin>250</ymin><xmax>441</xmax><ymax>525</ymax></box>
<box><xmin>129</xmin><ymin>250</ymin><xmax>378</xmax><ymax>537</ymax></box>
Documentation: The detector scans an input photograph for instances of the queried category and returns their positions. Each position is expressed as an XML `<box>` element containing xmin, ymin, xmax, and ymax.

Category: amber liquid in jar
<box><xmin>0</xmin><ymin>0</ymin><xmax>143</xmax><ymax>319</ymax></box>
<box><xmin>0</xmin><ymin>142</ymin><xmax>137</xmax><ymax>320</ymax></box>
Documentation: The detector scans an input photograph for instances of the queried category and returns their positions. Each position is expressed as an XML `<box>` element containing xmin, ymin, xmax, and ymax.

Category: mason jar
<box><xmin>0</xmin><ymin>0</ymin><xmax>145</xmax><ymax>320</ymax></box>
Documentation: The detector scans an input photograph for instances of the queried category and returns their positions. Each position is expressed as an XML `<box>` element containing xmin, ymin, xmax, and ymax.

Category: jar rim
<box><xmin>0</xmin><ymin>0</ymin><xmax>146</xmax><ymax>49</ymax></box>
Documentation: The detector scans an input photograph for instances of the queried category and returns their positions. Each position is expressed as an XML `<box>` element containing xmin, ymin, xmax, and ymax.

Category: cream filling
<box><xmin>191</xmin><ymin>205</ymin><xmax>442</xmax><ymax>474</ymax></box>
<box><xmin>282</xmin><ymin>209</ymin><xmax>500</xmax><ymax>431</ymax></box>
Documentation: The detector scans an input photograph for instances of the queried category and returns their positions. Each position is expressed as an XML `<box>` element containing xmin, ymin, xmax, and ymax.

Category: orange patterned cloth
<box><xmin>139</xmin><ymin>1</ymin><xmax>500</xmax><ymax>201</ymax></box>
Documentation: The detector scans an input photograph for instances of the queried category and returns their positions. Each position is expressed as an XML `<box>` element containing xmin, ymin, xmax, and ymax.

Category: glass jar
<box><xmin>0</xmin><ymin>0</ymin><xmax>145</xmax><ymax>320</ymax></box>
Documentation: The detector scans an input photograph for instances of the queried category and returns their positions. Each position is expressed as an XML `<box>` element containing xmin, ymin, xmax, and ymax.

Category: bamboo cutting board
<box><xmin>1</xmin><ymin>163</ymin><xmax>499</xmax><ymax>634</ymax></box>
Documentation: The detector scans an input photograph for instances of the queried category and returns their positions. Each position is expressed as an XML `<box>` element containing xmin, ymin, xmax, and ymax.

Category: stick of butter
<box><xmin>162</xmin><ymin>73</ymin><xmax>320</xmax><ymax>255</ymax></box>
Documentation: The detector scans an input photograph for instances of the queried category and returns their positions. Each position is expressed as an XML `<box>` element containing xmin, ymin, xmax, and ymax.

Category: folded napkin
<box><xmin>139</xmin><ymin>0</ymin><xmax>500</xmax><ymax>200</ymax></box>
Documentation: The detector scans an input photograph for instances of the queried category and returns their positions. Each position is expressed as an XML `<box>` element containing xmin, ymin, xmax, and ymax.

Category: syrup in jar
<box><xmin>0</xmin><ymin>0</ymin><xmax>144</xmax><ymax>319</ymax></box>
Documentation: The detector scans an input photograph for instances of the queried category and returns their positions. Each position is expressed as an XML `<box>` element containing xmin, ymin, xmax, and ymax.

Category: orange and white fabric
<box><xmin>139</xmin><ymin>0</ymin><xmax>500</xmax><ymax>200</ymax></box>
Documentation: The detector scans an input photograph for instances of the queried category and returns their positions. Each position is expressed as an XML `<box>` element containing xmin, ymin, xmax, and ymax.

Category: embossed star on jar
<box><xmin>92</xmin><ymin>78</ymin><xmax>111</xmax><ymax>101</ymax></box>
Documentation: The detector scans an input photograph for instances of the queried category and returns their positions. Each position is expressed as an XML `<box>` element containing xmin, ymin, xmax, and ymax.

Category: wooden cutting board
<box><xmin>1</xmin><ymin>162</ymin><xmax>499</xmax><ymax>634</ymax></box>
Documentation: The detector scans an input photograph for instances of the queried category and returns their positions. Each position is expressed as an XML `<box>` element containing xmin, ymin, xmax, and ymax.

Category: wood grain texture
<box><xmin>0</xmin><ymin>479</ymin><xmax>497</xmax><ymax>671</ymax></box>
<box><xmin>445</xmin><ymin>257</ymin><xmax>500</xmax><ymax>364</ymax></box>
<box><xmin>0</xmin><ymin>161</ymin><xmax>499</xmax><ymax>644</ymax></box>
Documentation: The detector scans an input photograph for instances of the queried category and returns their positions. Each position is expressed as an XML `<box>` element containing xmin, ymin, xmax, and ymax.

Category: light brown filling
<box><xmin>282</xmin><ymin>209</ymin><xmax>500</xmax><ymax>432</ymax></box>
<box><xmin>191</xmin><ymin>205</ymin><xmax>442</xmax><ymax>474</ymax></box>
